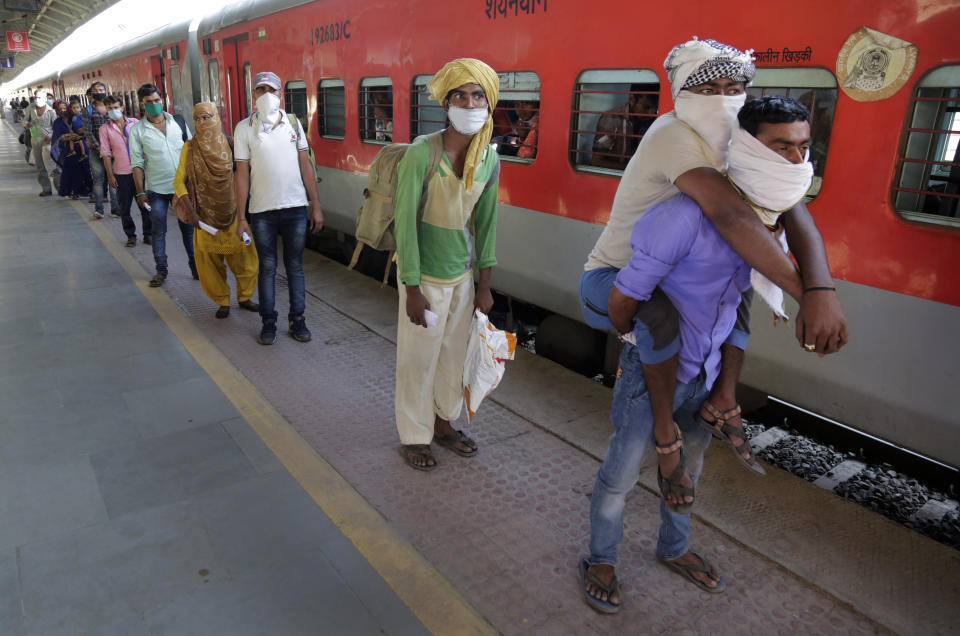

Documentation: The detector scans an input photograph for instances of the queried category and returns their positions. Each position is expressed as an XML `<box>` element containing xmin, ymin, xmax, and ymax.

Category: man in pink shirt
<box><xmin>100</xmin><ymin>95</ymin><xmax>151</xmax><ymax>247</ymax></box>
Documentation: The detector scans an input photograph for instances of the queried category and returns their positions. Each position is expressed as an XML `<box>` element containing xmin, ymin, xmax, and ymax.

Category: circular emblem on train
<box><xmin>836</xmin><ymin>27</ymin><xmax>917</xmax><ymax>102</ymax></box>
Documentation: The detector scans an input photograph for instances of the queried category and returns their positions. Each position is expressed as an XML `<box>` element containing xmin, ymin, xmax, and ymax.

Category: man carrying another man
<box><xmin>393</xmin><ymin>58</ymin><xmax>501</xmax><ymax>471</ymax></box>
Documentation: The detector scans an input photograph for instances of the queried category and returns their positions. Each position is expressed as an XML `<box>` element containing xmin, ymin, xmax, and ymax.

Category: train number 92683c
<box><xmin>310</xmin><ymin>20</ymin><xmax>351</xmax><ymax>45</ymax></box>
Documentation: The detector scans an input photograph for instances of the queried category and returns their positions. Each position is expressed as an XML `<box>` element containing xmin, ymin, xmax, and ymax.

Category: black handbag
<box><xmin>18</xmin><ymin>131</ymin><xmax>26</xmax><ymax>145</ymax></box>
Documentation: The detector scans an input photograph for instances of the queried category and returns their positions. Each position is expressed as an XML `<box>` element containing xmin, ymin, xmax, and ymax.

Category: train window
<box><xmin>359</xmin><ymin>77</ymin><xmax>393</xmax><ymax>144</ymax></box>
<box><xmin>243</xmin><ymin>62</ymin><xmax>252</xmax><ymax>119</ymax></box>
<box><xmin>169</xmin><ymin>64</ymin><xmax>183</xmax><ymax>117</ymax></box>
<box><xmin>492</xmin><ymin>71</ymin><xmax>540</xmax><ymax>163</ymax></box>
<box><xmin>746</xmin><ymin>68</ymin><xmax>838</xmax><ymax>199</ymax></box>
<box><xmin>893</xmin><ymin>65</ymin><xmax>960</xmax><ymax>227</ymax></box>
<box><xmin>284</xmin><ymin>80</ymin><xmax>308</xmax><ymax>120</ymax></box>
<box><xmin>569</xmin><ymin>69</ymin><xmax>660</xmax><ymax>175</ymax></box>
<box><xmin>123</xmin><ymin>93</ymin><xmax>131</xmax><ymax>117</ymax></box>
<box><xmin>317</xmin><ymin>78</ymin><xmax>346</xmax><ymax>139</ymax></box>
<box><xmin>410</xmin><ymin>74</ymin><xmax>445</xmax><ymax>139</ymax></box>
<box><xmin>131</xmin><ymin>91</ymin><xmax>139</xmax><ymax>117</ymax></box>
<box><xmin>208</xmin><ymin>59</ymin><xmax>221</xmax><ymax>110</ymax></box>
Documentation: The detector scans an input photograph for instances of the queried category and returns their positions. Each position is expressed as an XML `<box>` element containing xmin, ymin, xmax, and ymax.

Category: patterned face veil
<box><xmin>188</xmin><ymin>102</ymin><xmax>236</xmax><ymax>230</ymax></box>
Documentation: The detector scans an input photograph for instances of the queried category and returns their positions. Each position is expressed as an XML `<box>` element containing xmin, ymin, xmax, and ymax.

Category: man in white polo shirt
<box><xmin>235</xmin><ymin>71</ymin><xmax>323</xmax><ymax>345</ymax></box>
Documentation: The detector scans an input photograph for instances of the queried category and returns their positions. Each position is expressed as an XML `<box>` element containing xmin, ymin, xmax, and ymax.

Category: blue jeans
<box><xmin>88</xmin><ymin>151</ymin><xmax>118</xmax><ymax>214</ymax></box>
<box><xmin>250</xmin><ymin>206</ymin><xmax>307</xmax><ymax>322</ymax></box>
<box><xmin>588</xmin><ymin>343</ymin><xmax>712</xmax><ymax>564</ymax></box>
<box><xmin>116</xmin><ymin>174</ymin><xmax>151</xmax><ymax>239</ymax></box>
<box><xmin>147</xmin><ymin>191</ymin><xmax>195</xmax><ymax>276</ymax></box>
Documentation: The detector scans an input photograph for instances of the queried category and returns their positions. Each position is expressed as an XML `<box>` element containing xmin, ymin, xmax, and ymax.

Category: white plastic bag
<box><xmin>463</xmin><ymin>309</ymin><xmax>517</xmax><ymax>421</ymax></box>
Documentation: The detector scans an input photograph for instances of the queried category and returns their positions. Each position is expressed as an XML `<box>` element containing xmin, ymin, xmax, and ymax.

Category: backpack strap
<box><xmin>286</xmin><ymin>113</ymin><xmax>301</xmax><ymax>142</ymax></box>
<box><xmin>418</xmin><ymin>130</ymin><xmax>445</xmax><ymax>224</ymax></box>
<box><xmin>172</xmin><ymin>113</ymin><xmax>188</xmax><ymax>143</ymax></box>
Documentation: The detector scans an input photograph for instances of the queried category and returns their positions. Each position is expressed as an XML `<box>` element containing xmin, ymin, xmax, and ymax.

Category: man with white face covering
<box><xmin>581</xmin><ymin>95</ymin><xmax>818</xmax><ymax>612</ymax></box>
<box><xmin>235</xmin><ymin>71</ymin><xmax>323</xmax><ymax>345</ymax></box>
<box><xmin>393</xmin><ymin>58</ymin><xmax>501</xmax><ymax>471</ymax></box>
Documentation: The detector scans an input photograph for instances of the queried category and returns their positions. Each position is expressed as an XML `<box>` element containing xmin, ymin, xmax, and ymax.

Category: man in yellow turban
<box><xmin>173</xmin><ymin>102</ymin><xmax>259</xmax><ymax>318</ymax></box>
<box><xmin>393</xmin><ymin>58</ymin><xmax>501</xmax><ymax>471</ymax></box>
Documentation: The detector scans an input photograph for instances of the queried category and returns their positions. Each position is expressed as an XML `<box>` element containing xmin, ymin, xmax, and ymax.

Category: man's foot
<box><xmin>215</xmin><ymin>306</ymin><xmax>230</xmax><ymax>319</ymax></box>
<box><xmin>258</xmin><ymin>319</ymin><xmax>277</xmax><ymax>345</ymax></box>
<box><xmin>142</xmin><ymin>235</ymin><xmax>152</xmax><ymax>246</ymax></box>
<box><xmin>288</xmin><ymin>316</ymin><xmax>311</xmax><ymax>342</ymax></box>
<box><xmin>148</xmin><ymin>273</ymin><xmax>166</xmax><ymax>287</ymax></box>
<box><xmin>400</xmin><ymin>444</ymin><xmax>438</xmax><ymax>471</ymax></box>
<box><xmin>697</xmin><ymin>400</ymin><xmax>765</xmax><ymax>475</ymax></box>
<box><xmin>433</xmin><ymin>416</ymin><xmax>477</xmax><ymax>456</ymax></box>
<box><xmin>110</xmin><ymin>209</ymin><xmax>121</xmax><ymax>219</ymax></box>
<box><xmin>190</xmin><ymin>265</ymin><xmax>200</xmax><ymax>280</ymax></box>
<box><xmin>125</xmin><ymin>236</ymin><xmax>136</xmax><ymax>247</ymax></box>
<box><xmin>238</xmin><ymin>299</ymin><xmax>259</xmax><ymax>312</ymax></box>
<box><xmin>659</xmin><ymin>551</ymin><xmax>725</xmax><ymax>593</ymax></box>
<box><xmin>581</xmin><ymin>561</ymin><xmax>620</xmax><ymax>613</ymax></box>
<box><xmin>655</xmin><ymin>423</ymin><xmax>695</xmax><ymax>512</ymax></box>
<box><xmin>92</xmin><ymin>211</ymin><xmax>103</xmax><ymax>219</ymax></box>
<box><xmin>87</xmin><ymin>195</ymin><xmax>95</xmax><ymax>203</ymax></box>
<box><xmin>38</xmin><ymin>191</ymin><xmax>51</xmax><ymax>197</ymax></box>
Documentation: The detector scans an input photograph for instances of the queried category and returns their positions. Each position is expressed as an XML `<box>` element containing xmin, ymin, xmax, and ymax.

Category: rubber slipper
<box><xmin>215</xmin><ymin>306</ymin><xmax>230</xmax><ymax>319</ymax></box>
<box><xmin>400</xmin><ymin>444</ymin><xmax>438</xmax><ymax>471</ymax></box>
<box><xmin>433</xmin><ymin>430</ymin><xmax>478</xmax><ymax>457</ymax></box>
<box><xmin>697</xmin><ymin>401</ymin><xmax>766</xmax><ymax>475</ymax></box>
<box><xmin>579</xmin><ymin>558</ymin><xmax>621</xmax><ymax>614</ymax></box>
<box><xmin>658</xmin><ymin>551</ymin><xmax>726</xmax><ymax>594</ymax></box>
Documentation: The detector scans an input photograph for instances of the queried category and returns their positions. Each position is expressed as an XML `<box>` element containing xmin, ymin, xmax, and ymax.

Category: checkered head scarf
<box><xmin>664</xmin><ymin>38</ymin><xmax>756</xmax><ymax>100</ymax></box>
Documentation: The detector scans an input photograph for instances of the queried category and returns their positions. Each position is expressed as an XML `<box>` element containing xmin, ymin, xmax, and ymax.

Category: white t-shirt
<box><xmin>233</xmin><ymin>111</ymin><xmax>309</xmax><ymax>214</ymax></box>
<box><xmin>584</xmin><ymin>111</ymin><xmax>721</xmax><ymax>271</ymax></box>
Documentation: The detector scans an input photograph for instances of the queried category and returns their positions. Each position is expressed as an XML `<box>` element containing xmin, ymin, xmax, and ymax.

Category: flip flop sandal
<box><xmin>658</xmin><ymin>551</ymin><xmax>726</xmax><ymax>594</ymax></box>
<box><xmin>579</xmin><ymin>559</ymin><xmax>621</xmax><ymax>614</ymax></box>
<box><xmin>433</xmin><ymin>430</ymin><xmax>478</xmax><ymax>457</ymax></box>
<box><xmin>215</xmin><ymin>306</ymin><xmax>230</xmax><ymax>319</ymax></box>
<box><xmin>655</xmin><ymin>423</ymin><xmax>695</xmax><ymax>514</ymax></box>
<box><xmin>400</xmin><ymin>444</ymin><xmax>438</xmax><ymax>471</ymax></box>
<box><xmin>696</xmin><ymin>401</ymin><xmax>766</xmax><ymax>475</ymax></box>
<box><xmin>148</xmin><ymin>274</ymin><xmax>166</xmax><ymax>287</ymax></box>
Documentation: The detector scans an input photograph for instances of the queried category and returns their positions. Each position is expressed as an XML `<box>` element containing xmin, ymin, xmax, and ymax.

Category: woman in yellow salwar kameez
<box><xmin>173</xmin><ymin>102</ymin><xmax>259</xmax><ymax>318</ymax></box>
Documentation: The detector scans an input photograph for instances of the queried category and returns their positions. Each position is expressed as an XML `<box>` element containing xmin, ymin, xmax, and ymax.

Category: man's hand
<box><xmin>475</xmin><ymin>284</ymin><xmax>494</xmax><ymax>314</ymax></box>
<box><xmin>135</xmin><ymin>193</ymin><xmax>149</xmax><ymax>212</ymax></box>
<box><xmin>608</xmin><ymin>286</ymin><xmax>640</xmax><ymax>335</ymax></box>
<box><xmin>795</xmin><ymin>289</ymin><xmax>848</xmax><ymax>356</ymax></box>
<box><xmin>107</xmin><ymin>174</ymin><xmax>118</xmax><ymax>190</ymax></box>
<box><xmin>405</xmin><ymin>286</ymin><xmax>430</xmax><ymax>327</ymax></box>
<box><xmin>308</xmin><ymin>201</ymin><xmax>324</xmax><ymax>234</ymax></box>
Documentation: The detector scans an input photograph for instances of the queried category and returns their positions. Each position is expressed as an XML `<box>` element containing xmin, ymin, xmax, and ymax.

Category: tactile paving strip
<box><xmin>93</xmin><ymin>210</ymin><xmax>888</xmax><ymax>634</ymax></box>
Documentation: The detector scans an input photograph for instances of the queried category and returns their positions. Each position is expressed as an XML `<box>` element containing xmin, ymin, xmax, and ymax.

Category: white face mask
<box><xmin>727</xmin><ymin>126</ymin><xmax>813</xmax><ymax>223</ymax></box>
<box><xmin>674</xmin><ymin>91</ymin><xmax>745</xmax><ymax>165</ymax></box>
<box><xmin>35</xmin><ymin>97</ymin><xmax>45</xmax><ymax>108</ymax></box>
<box><xmin>108</xmin><ymin>109</ymin><xmax>124</xmax><ymax>121</ymax></box>
<box><xmin>255</xmin><ymin>92</ymin><xmax>281</xmax><ymax>118</ymax></box>
<box><xmin>447</xmin><ymin>105</ymin><xmax>488</xmax><ymax>135</ymax></box>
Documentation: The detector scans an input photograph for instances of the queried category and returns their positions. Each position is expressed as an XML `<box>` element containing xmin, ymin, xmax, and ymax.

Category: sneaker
<box><xmin>288</xmin><ymin>317</ymin><xmax>312</xmax><ymax>343</ymax></box>
<box><xmin>143</xmin><ymin>235</ymin><xmax>152</xmax><ymax>246</ymax></box>
<box><xmin>258</xmin><ymin>320</ymin><xmax>277</xmax><ymax>345</ymax></box>
<box><xmin>92</xmin><ymin>211</ymin><xmax>103</xmax><ymax>219</ymax></box>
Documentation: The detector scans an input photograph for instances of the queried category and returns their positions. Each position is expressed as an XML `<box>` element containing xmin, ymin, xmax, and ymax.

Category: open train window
<box><xmin>410</xmin><ymin>74</ymin><xmax>445</xmax><ymax>139</ymax></box>
<box><xmin>492</xmin><ymin>71</ymin><xmax>540</xmax><ymax>163</ymax></box>
<box><xmin>359</xmin><ymin>77</ymin><xmax>393</xmax><ymax>144</ymax></box>
<box><xmin>893</xmin><ymin>66</ymin><xmax>960</xmax><ymax>227</ymax></box>
<box><xmin>317</xmin><ymin>78</ymin><xmax>346</xmax><ymax>140</ymax></box>
<box><xmin>570</xmin><ymin>69</ymin><xmax>660</xmax><ymax>175</ymax></box>
<box><xmin>747</xmin><ymin>68</ymin><xmax>838</xmax><ymax>200</ymax></box>
<box><xmin>284</xmin><ymin>80</ymin><xmax>308</xmax><ymax>121</ymax></box>
<box><xmin>208</xmin><ymin>59</ymin><xmax>221</xmax><ymax>110</ymax></box>
<box><xmin>242</xmin><ymin>62</ymin><xmax>252</xmax><ymax>119</ymax></box>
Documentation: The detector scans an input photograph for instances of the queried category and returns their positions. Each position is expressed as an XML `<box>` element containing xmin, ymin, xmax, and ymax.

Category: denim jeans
<box><xmin>250</xmin><ymin>206</ymin><xmax>307</xmax><ymax>322</ymax></box>
<box><xmin>588</xmin><ymin>343</ymin><xmax>712</xmax><ymax>565</ymax></box>
<box><xmin>147</xmin><ymin>191</ymin><xmax>195</xmax><ymax>276</ymax></box>
<box><xmin>88</xmin><ymin>151</ymin><xmax>118</xmax><ymax>213</ymax></box>
<box><xmin>116</xmin><ymin>174</ymin><xmax>151</xmax><ymax>239</ymax></box>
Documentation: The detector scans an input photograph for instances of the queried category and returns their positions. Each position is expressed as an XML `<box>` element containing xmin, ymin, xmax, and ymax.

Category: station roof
<box><xmin>0</xmin><ymin>0</ymin><xmax>120</xmax><ymax>86</ymax></box>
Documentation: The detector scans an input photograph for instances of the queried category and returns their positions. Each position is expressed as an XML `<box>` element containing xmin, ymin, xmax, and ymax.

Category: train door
<box><xmin>168</xmin><ymin>64</ymin><xmax>183</xmax><ymax>116</ymax></box>
<box><xmin>221</xmin><ymin>33</ymin><xmax>250</xmax><ymax>130</ymax></box>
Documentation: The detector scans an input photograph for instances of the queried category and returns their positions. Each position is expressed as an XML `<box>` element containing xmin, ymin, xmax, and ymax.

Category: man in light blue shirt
<box><xmin>129</xmin><ymin>83</ymin><xmax>196</xmax><ymax>287</ymax></box>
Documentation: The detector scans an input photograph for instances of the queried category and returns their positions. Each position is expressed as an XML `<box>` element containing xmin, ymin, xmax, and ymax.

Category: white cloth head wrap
<box><xmin>664</xmin><ymin>38</ymin><xmax>756</xmax><ymax>100</ymax></box>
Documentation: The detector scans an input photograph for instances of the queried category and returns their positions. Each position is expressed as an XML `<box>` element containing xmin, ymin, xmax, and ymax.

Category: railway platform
<box><xmin>1</xmin><ymin>116</ymin><xmax>958</xmax><ymax>635</ymax></box>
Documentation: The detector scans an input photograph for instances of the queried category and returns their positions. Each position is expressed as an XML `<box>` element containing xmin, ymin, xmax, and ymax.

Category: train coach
<box><xmin>43</xmin><ymin>0</ymin><xmax>960</xmax><ymax>467</ymax></box>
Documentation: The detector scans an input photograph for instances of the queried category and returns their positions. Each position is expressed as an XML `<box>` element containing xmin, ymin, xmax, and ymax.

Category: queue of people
<box><xmin>10</xmin><ymin>38</ymin><xmax>850</xmax><ymax>613</ymax></box>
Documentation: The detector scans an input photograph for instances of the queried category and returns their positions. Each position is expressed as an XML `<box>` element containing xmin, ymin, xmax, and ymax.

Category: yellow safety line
<box><xmin>69</xmin><ymin>200</ymin><xmax>494</xmax><ymax>636</ymax></box>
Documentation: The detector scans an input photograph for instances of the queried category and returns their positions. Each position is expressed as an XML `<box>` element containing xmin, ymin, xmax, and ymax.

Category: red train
<box><xmin>31</xmin><ymin>0</ymin><xmax>960</xmax><ymax>467</ymax></box>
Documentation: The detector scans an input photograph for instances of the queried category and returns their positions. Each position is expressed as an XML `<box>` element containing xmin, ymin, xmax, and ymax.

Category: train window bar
<box><xmin>569</xmin><ymin>69</ymin><xmax>660</xmax><ymax>176</ymax></box>
<box><xmin>284</xmin><ymin>80</ymin><xmax>308</xmax><ymax>121</ymax></box>
<box><xmin>317</xmin><ymin>78</ymin><xmax>346</xmax><ymax>140</ymax></box>
<box><xmin>359</xmin><ymin>77</ymin><xmax>393</xmax><ymax>145</ymax></box>
<box><xmin>746</xmin><ymin>67</ymin><xmax>839</xmax><ymax>202</ymax></box>
<box><xmin>893</xmin><ymin>65</ymin><xmax>960</xmax><ymax>227</ymax></box>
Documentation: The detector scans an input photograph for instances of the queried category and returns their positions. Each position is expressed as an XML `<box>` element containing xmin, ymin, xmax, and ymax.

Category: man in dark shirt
<box><xmin>81</xmin><ymin>82</ymin><xmax>120</xmax><ymax>220</ymax></box>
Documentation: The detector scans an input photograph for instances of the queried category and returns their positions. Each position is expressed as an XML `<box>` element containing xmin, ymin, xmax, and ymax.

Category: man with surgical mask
<box><xmin>82</xmin><ymin>82</ymin><xmax>120</xmax><ymax>217</ymax></box>
<box><xmin>129</xmin><ymin>83</ymin><xmax>196</xmax><ymax>287</ymax></box>
<box><xmin>24</xmin><ymin>88</ymin><xmax>58</xmax><ymax>196</ymax></box>
<box><xmin>234</xmin><ymin>71</ymin><xmax>323</xmax><ymax>345</ymax></box>
<box><xmin>100</xmin><ymin>95</ymin><xmax>148</xmax><ymax>246</ymax></box>
<box><xmin>392</xmin><ymin>58</ymin><xmax>501</xmax><ymax>472</ymax></box>
<box><xmin>581</xmin><ymin>96</ymin><xmax>819</xmax><ymax>612</ymax></box>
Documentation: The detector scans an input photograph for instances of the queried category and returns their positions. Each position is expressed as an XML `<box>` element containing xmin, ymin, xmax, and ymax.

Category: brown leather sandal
<box><xmin>696</xmin><ymin>401</ymin><xmax>766</xmax><ymax>475</ymax></box>
<box><xmin>148</xmin><ymin>273</ymin><xmax>166</xmax><ymax>287</ymax></box>
<box><xmin>655</xmin><ymin>423</ymin><xmax>695</xmax><ymax>514</ymax></box>
<box><xmin>400</xmin><ymin>444</ymin><xmax>438</xmax><ymax>471</ymax></box>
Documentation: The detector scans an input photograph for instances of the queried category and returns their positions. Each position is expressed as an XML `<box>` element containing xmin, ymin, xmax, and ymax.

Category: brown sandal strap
<box><xmin>655</xmin><ymin>423</ymin><xmax>683</xmax><ymax>455</ymax></box>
